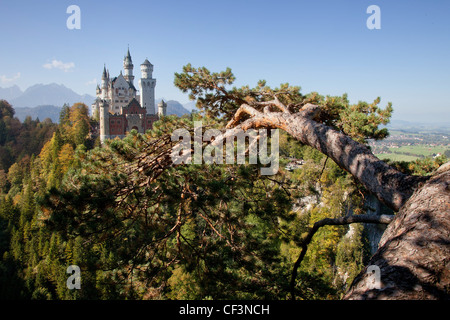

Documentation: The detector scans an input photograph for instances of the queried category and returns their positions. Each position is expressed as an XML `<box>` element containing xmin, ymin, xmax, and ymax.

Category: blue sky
<box><xmin>0</xmin><ymin>0</ymin><xmax>449</xmax><ymax>122</ymax></box>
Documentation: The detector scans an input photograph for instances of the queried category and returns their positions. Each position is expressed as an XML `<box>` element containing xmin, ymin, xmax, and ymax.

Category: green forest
<box><xmin>0</xmin><ymin>70</ymin><xmax>447</xmax><ymax>300</ymax></box>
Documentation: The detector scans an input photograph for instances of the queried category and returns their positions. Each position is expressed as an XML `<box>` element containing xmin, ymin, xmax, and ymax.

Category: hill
<box><xmin>157</xmin><ymin>99</ymin><xmax>190</xmax><ymax>117</ymax></box>
<box><xmin>13</xmin><ymin>105</ymin><xmax>62</xmax><ymax>123</ymax></box>
<box><xmin>166</xmin><ymin>100</ymin><xmax>190</xmax><ymax>117</ymax></box>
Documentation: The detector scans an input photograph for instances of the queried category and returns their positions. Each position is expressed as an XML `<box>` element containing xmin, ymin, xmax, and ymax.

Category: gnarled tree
<box><xmin>174</xmin><ymin>64</ymin><xmax>450</xmax><ymax>299</ymax></box>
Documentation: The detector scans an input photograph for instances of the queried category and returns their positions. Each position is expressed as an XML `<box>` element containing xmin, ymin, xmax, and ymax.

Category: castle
<box><xmin>91</xmin><ymin>48</ymin><xmax>167</xmax><ymax>143</ymax></box>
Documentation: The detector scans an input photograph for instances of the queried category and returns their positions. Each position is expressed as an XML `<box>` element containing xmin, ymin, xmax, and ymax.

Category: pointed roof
<box><xmin>124</xmin><ymin>47</ymin><xmax>133</xmax><ymax>65</ymax></box>
<box><xmin>102</xmin><ymin>64</ymin><xmax>107</xmax><ymax>79</ymax></box>
<box><xmin>141</xmin><ymin>58</ymin><xmax>153</xmax><ymax>66</ymax></box>
<box><xmin>110</xmin><ymin>72</ymin><xmax>136</xmax><ymax>90</ymax></box>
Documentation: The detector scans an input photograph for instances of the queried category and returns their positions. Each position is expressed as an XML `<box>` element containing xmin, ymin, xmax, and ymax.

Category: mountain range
<box><xmin>0</xmin><ymin>83</ymin><xmax>192</xmax><ymax>123</ymax></box>
<box><xmin>2</xmin><ymin>83</ymin><xmax>95</xmax><ymax>109</ymax></box>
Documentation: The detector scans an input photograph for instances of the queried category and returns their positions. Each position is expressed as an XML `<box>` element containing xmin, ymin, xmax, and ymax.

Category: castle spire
<box><xmin>126</xmin><ymin>46</ymin><xmax>132</xmax><ymax>61</ymax></box>
<box><xmin>102</xmin><ymin>64</ymin><xmax>107</xmax><ymax>79</ymax></box>
<box><xmin>124</xmin><ymin>46</ymin><xmax>132</xmax><ymax>65</ymax></box>
<box><xmin>101</xmin><ymin>64</ymin><xmax>108</xmax><ymax>100</ymax></box>
<box><xmin>123</xmin><ymin>47</ymin><xmax>134</xmax><ymax>85</ymax></box>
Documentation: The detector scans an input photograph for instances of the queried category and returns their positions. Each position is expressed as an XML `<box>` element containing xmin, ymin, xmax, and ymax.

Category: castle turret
<box><xmin>141</xmin><ymin>58</ymin><xmax>153</xmax><ymax>78</ymax></box>
<box><xmin>123</xmin><ymin>47</ymin><xmax>134</xmax><ymax>85</ymax></box>
<box><xmin>101</xmin><ymin>65</ymin><xmax>108</xmax><ymax>99</ymax></box>
<box><xmin>139</xmin><ymin>58</ymin><xmax>156</xmax><ymax>114</ymax></box>
<box><xmin>99</xmin><ymin>100</ymin><xmax>110</xmax><ymax>143</ymax></box>
<box><xmin>158</xmin><ymin>99</ymin><xmax>167</xmax><ymax>117</ymax></box>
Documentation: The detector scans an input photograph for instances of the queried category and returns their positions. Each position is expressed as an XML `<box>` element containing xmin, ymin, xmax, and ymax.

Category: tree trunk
<box><xmin>222</xmin><ymin>102</ymin><xmax>449</xmax><ymax>299</ymax></box>
<box><xmin>344</xmin><ymin>162</ymin><xmax>450</xmax><ymax>299</ymax></box>
<box><xmin>224</xmin><ymin>104</ymin><xmax>428</xmax><ymax>211</ymax></box>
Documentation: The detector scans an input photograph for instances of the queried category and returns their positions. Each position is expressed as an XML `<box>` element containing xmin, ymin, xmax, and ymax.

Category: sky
<box><xmin>0</xmin><ymin>0</ymin><xmax>449</xmax><ymax>123</ymax></box>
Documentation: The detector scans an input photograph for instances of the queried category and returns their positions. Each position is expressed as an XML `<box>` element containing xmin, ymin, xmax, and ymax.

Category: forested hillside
<box><xmin>0</xmin><ymin>100</ymin><xmax>57</xmax><ymax>175</ymax></box>
<box><xmin>0</xmin><ymin>86</ymin><xmax>447</xmax><ymax>299</ymax></box>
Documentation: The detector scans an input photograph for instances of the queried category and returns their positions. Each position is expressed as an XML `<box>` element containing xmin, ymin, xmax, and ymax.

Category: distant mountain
<box><xmin>14</xmin><ymin>105</ymin><xmax>62</xmax><ymax>123</ymax></box>
<box><xmin>6</xmin><ymin>83</ymin><xmax>95</xmax><ymax>108</ymax></box>
<box><xmin>0</xmin><ymin>85</ymin><xmax>23</xmax><ymax>101</ymax></box>
<box><xmin>13</xmin><ymin>100</ymin><xmax>191</xmax><ymax>124</ymax></box>
<box><xmin>12</xmin><ymin>99</ymin><xmax>190</xmax><ymax>124</ymax></box>
<box><xmin>2</xmin><ymin>84</ymin><xmax>190</xmax><ymax>122</ymax></box>
<box><xmin>182</xmin><ymin>101</ymin><xmax>197</xmax><ymax>112</ymax></box>
<box><xmin>156</xmin><ymin>99</ymin><xmax>191</xmax><ymax>117</ymax></box>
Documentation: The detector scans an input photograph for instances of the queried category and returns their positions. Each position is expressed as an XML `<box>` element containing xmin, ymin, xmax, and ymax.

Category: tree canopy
<box><xmin>0</xmin><ymin>67</ymin><xmax>447</xmax><ymax>301</ymax></box>
<box><xmin>174</xmin><ymin>64</ymin><xmax>393</xmax><ymax>144</ymax></box>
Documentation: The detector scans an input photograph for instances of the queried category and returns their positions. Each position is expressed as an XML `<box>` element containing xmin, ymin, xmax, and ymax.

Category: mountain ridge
<box><xmin>0</xmin><ymin>85</ymin><xmax>23</xmax><ymax>101</ymax></box>
<box><xmin>5</xmin><ymin>83</ymin><xmax>96</xmax><ymax>108</ymax></box>
<box><xmin>1</xmin><ymin>84</ymin><xmax>191</xmax><ymax>122</ymax></box>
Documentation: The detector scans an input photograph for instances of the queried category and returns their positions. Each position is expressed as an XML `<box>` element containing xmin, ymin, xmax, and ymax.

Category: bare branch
<box><xmin>253</xmin><ymin>95</ymin><xmax>290</xmax><ymax>114</ymax></box>
<box><xmin>226</xmin><ymin>104</ymin><xmax>262</xmax><ymax>129</ymax></box>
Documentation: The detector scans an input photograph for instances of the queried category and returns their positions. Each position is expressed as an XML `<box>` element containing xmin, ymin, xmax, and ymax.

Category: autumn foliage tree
<box><xmin>0</xmin><ymin>100</ymin><xmax>56</xmax><ymax>173</ymax></box>
<box><xmin>0</xmin><ymin>102</ymin><xmax>97</xmax><ymax>299</ymax></box>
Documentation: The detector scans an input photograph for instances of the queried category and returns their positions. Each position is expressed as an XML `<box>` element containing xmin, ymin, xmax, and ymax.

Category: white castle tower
<box><xmin>139</xmin><ymin>58</ymin><xmax>156</xmax><ymax>114</ymax></box>
<box><xmin>98</xmin><ymin>100</ymin><xmax>110</xmax><ymax>142</ymax></box>
<box><xmin>158</xmin><ymin>99</ymin><xmax>167</xmax><ymax>117</ymax></box>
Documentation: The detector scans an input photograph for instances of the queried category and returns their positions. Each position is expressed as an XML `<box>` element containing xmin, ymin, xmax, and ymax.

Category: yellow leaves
<box><xmin>58</xmin><ymin>143</ymin><xmax>75</xmax><ymax>174</ymax></box>
<box><xmin>39</xmin><ymin>135</ymin><xmax>54</xmax><ymax>166</ymax></box>
<box><xmin>166</xmin><ymin>266</ymin><xmax>200</xmax><ymax>300</ymax></box>
<box><xmin>7</xmin><ymin>162</ymin><xmax>23</xmax><ymax>186</ymax></box>
<box><xmin>68</xmin><ymin>103</ymin><xmax>90</xmax><ymax>146</ymax></box>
